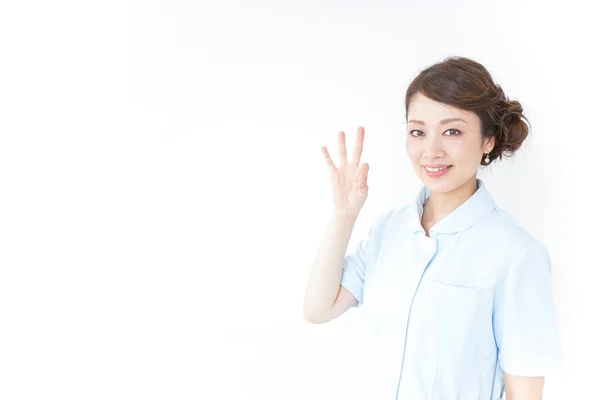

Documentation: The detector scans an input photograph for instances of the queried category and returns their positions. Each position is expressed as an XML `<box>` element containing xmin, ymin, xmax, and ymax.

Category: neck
<box><xmin>422</xmin><ymin>176</ymin><xmax>478</xmax><ymax>225</ymax></box>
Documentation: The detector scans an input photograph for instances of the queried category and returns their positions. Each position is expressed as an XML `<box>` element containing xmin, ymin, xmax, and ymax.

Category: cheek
<box><xmin>405</xmin><ymin>139</ymin><xmax>421</xmax><ymax>163</ymax></box>
<box><xmin>446</xmin><ymin>140</ymin><xmax>480</xmax><ymax>161</ymax></box>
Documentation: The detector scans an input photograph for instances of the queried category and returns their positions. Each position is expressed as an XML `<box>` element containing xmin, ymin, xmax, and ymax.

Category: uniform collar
<box><xmin>410</xmin><ymin>178</ymin><xmax>495</xmax><ymax>234</ymax></box>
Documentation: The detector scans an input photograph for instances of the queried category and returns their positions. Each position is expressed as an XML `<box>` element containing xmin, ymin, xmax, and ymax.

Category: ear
<box><xmin>484</xmin><ymin>136</ymin><xmax>496</xmax><ymax>153</ymax></box>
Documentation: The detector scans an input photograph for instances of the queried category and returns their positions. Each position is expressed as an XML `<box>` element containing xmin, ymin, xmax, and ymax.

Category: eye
<box><xmin>409</xmin><ymin>130</ymin><xmax>424</xmax><ymax>137</ymax></box>
<box><xmin>444</xmin><ymin>129</ymin><xmax>461</xmax><ymax>136</ymax></box>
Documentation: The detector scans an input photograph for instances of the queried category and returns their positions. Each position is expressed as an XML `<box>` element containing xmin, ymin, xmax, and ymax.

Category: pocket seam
<box><xmin>429</xmin><ymin>279</ymin><xmax>485</xmax><ymax>291</ymax></box>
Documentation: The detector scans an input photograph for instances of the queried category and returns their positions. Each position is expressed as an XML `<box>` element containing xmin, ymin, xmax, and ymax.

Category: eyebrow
<box><xmin>407</xmin><ymin>118</ymin><xmax>468</xmax><ymax>125</ymax></box>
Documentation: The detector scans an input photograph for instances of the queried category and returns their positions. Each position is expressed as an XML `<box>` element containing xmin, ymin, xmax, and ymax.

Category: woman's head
<box><xmin>404</xmin><ymin>56</ymin><xmax>530</xmax><ymax>194</ymax></box>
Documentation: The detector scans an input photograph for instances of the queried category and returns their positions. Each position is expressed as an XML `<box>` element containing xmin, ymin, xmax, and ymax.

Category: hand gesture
<box><xmin>322</xmin><ymin>126</ymin><xmax>370</xmax><ymax>217</ymax></box>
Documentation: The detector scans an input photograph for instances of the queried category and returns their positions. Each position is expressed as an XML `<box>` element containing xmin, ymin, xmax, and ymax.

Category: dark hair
<box><xmin>405</xmin><ymin>56</ymin><xmax>530</xmax><ymax>165</ymax></box>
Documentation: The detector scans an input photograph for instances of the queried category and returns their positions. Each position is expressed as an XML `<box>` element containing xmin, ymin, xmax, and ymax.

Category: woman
<box><xmin>303</xmin><ymin>56</ymin><xmax>563</xmax><ymax>399</ymax></box>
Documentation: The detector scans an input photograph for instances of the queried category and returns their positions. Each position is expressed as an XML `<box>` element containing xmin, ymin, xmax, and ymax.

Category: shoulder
<box><xmin>489</xmin><ymin>206</ymin><xmax>547</xmax><ymax>246</ymax></box>
<box><xmin>481</xmin><ymin>206</ymin><xmax>551</xmax><ymax>272</ymax></box>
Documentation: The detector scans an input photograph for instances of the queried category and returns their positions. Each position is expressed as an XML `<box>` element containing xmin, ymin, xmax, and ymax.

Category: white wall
<box><xmin>1</xmin><ymin>1</ymin><xmax>597</xmax><ymax>399</ymax></box>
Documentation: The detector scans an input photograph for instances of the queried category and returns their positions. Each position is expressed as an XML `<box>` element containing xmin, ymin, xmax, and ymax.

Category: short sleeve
<box><xmin>340</xmin><ymin>212</ymin><xmax>385</xmax><ymax>309</ymax></box>
<box><xmin>492</xmin><ymin>241</ymin><xmax>564</xmax><ymax>376</ymax></box>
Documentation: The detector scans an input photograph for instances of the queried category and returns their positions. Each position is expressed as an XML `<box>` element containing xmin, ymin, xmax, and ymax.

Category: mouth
<box><xmin>423</xmin><ymin>165</ymin><xmax>453</xmax><ymax>177</ymax></box>
<box><xmin>424</xmin><ymin>165</ymin><xmax>452</xmax><ymax>172</ymax></box>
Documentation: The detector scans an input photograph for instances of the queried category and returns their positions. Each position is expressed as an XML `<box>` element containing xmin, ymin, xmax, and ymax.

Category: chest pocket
<box><xmin>397</xmin><ymin>279</ymin><xmax>495</xmax><ymax>399</ymax></box>
<box><xmin>411</xmin><ymin>279</ymin><xmax>492</xmax><ymax>366</ymax></box>
<box><xmin>407</xmin><ymin>280</ymin><xmax>494</xmax><ymax>398</ymax></box>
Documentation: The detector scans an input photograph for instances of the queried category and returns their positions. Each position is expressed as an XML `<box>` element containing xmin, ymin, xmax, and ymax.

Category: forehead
<box><xmin>408</xmin><ymin>93</ymin><xmax>477</xmax><ymax>124</ymax></box>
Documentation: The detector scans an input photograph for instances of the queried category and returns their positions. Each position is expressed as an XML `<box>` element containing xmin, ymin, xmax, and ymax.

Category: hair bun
<box><xmin>497</xmin><ymin>98</ymin><xmax>529</xmax><ymax>157</ymax></box>
<box><xmin>504</xmin><ymin>98</ymin><xmax>524</xmax><ymax>115</ymax></box>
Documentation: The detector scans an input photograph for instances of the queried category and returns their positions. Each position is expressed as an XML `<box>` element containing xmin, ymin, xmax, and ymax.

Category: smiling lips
<box><xmin>423</xmin><ymin>164</ymin><xmax>452</xmax><ymax>177</ymax></box>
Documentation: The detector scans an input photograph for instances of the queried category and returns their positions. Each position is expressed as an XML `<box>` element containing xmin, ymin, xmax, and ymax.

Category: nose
<box><xmin>422</xmin><ymin>133</ymin><xmax>445</xmax><ymax>160</ymax></box>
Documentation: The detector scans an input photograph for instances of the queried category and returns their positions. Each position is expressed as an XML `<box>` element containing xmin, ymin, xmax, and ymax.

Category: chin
<box><xmin>423</xmin><ymin>180</ymin><xmax>456</xmax><ymax>194</ymax></box>
<box><xmin>419</xmin><ymin>172</ymin><xmax>461</xmax><ymax>194</ymax></box>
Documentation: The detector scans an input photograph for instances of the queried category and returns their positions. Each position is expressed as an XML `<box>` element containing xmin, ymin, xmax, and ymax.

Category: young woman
<box><xmin>303</xmin><ymin>56</ymin><xmax>563</xmax><ymax>399</ymax></box>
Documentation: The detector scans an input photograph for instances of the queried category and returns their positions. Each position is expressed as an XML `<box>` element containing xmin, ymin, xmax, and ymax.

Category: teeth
<box><xmin>425</xmin><ymin>166</ymin><xmax>450</xmax><ymax>172</ymax></box>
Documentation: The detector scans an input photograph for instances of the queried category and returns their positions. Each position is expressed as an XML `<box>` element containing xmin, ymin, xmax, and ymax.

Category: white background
<box><xmin>0</xmin><ymin>1</ymin><xmax>597</xmax><ymax>399</ymax></box>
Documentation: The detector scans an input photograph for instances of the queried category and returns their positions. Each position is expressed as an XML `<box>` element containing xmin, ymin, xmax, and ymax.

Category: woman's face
<box><xmin>405</xmin><ymin>93</ymin><xmax>494</xmax><ymax>193</ymax></box>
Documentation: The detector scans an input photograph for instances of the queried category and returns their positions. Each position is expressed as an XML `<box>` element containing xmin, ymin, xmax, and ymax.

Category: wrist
<box><xmin>333</xmin><ymin>210</ymin><xmax>359</xmax><ymax>222</ymax></box>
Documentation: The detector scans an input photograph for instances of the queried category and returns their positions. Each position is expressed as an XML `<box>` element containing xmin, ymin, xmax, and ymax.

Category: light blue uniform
<box><xmin>340</xmin><ymin>179</ymin><xmax>563</xmax><ymax>399</ymax></box>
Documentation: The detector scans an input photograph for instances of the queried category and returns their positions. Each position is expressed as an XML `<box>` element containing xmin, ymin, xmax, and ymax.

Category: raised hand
<box><xmin>322</xmin><ymin>126</ymin><xmax>370</xmax><ymax>217</ymax></box>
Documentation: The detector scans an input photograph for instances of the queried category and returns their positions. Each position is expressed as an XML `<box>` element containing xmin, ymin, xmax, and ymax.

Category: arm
<box><xmin>504</xmin><ymin>372</ymin><xmax>544</xmax><ymax>400</ymax></box>
<box><xmin>493</xmin><ymin>242</ymin><xmax>563</xmax><ymax>398</ymax></box>
<box><xmin>303</xmin><ymin>211</ymin><xmax>358</xmax><ymax>323</ymax></box>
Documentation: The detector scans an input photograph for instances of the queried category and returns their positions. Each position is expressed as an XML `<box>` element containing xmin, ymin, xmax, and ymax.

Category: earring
<box><xmin>484</xmin><ymin>153</ymin><xmax>490</xmax><ymax>164</ymax></box>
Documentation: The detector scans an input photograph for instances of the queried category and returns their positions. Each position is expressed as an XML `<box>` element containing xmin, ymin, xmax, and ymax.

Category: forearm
<box><xmin>303</xmin><ymin>212</ymin><xmax>357</xmax><ymax>319</ymax></box>
<box><xmin>504</xmin><ymin>373</ymin><xmax>544</xmax><ymax>400</ymax></box>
